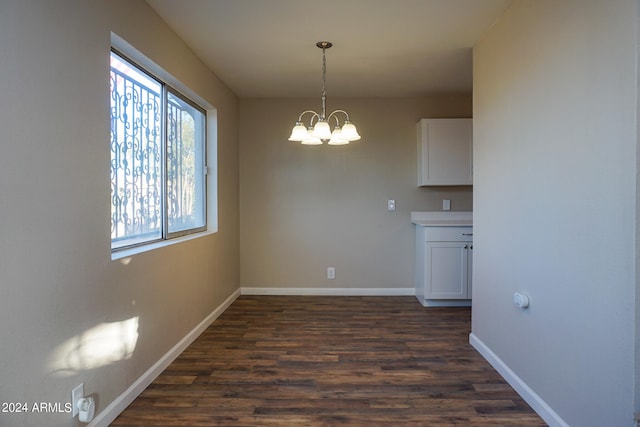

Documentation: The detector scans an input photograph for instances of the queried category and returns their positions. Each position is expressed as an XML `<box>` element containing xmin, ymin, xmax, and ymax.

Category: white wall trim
<box><xmin>469</xmin><ymin>332</ymin><xmax>569</xmax><ymax>427</ymax></box>
<box><xmin>419</xmin><ymin>299</ymin><xmax>471</xmax><ymax>307</ymax></box>
<box><xmin>89</xmin><ymin>288</ymin><xmax>241</xmax><ymax>427</ymax></box>
<box><xmin>241</xmin><ymin>287</ymin><xmax>415</xmax><ymax>296</ymax></box>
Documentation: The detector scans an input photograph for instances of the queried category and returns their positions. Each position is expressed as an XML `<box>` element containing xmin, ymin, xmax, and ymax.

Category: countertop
<box><xmin>411</xmin><ymin>211</ymin><xmax>472</xmax><ymax>227</ymax></box>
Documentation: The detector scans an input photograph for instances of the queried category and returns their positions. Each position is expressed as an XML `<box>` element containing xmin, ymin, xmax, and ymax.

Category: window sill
<box><xmin>111</xmin><ymin>228</ymin><xmax>216</xmax><ymax>261</ymax></box>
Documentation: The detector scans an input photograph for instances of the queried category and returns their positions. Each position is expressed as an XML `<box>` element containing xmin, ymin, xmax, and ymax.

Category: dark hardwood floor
<box><xmin>112</xmin><ymin>296</ymin><xmax>547</xmax><ymax>426</ymax></box>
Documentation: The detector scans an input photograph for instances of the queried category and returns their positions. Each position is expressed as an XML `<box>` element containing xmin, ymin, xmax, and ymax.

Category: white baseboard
<box><xmin>469</xmin><ymin>332</ymin><xmax>569</xmax><ymax>427</ymax></box>
<box><xmin>240</xmin><ymin>287</ymin><xmax>415</xmax><ymax>296</ymax></box>
<box><xmin>419</xmin><ymin>299</ymin><xmax>471</xmax><ymax>307</ymax></box>
<box><xmin>89</xmin><ymin>288</ymin><xmax>241</xmax><ymax>427</ymax></box>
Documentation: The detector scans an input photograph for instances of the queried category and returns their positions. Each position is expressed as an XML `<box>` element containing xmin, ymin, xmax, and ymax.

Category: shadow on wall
<box><xmin>46</xmin><ymin>316</ymin><xmax>139</xmax><ymax>378</ymax></box>
<box><xmin>44</xmin><ymin>256</ymin><xmax>142</xmax><ymax>377</ymax></box>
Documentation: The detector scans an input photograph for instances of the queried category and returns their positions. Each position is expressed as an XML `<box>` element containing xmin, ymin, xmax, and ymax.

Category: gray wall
<box><xmin>3</xmin><ymin>1</ymin><xmax>636</xmax><ymax>426</ymax></box>
<box><xmin>0</xmin><ymin>1</ymin><xmax>239</xmax><ymax>426</ymax></box>
<box><xmin>472</xmin><ymin>0</ymin><xmax>636</xmax><ymax>425</ymax></box>
<box><xmin>239</xmin><ymin>97</ymin><xmax>472</xmax><ymax>290</ymax></box>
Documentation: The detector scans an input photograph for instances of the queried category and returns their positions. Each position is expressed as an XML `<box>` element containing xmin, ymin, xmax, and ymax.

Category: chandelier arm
<box><xmin>327</xmin><ymin>109</ymin><xmax>351</xmax><ymax>125</ymax></box>
<box><xmin>297</xmin><ymin>110</ymin><xmax>320</xmax><ymax>124</ymax></box>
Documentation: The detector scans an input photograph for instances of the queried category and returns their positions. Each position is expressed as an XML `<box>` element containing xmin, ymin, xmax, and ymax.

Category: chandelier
<box><xmin>288</xmin><ymin>41</ymin><xmax>361</xmax><ymax>145</ymax></box>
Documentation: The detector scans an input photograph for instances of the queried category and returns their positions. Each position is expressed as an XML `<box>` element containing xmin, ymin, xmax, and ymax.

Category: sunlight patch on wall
<box><xmin>47</xmin><ymin>317</ymin><xmax>139</xmax><ymax>377</ymax></box>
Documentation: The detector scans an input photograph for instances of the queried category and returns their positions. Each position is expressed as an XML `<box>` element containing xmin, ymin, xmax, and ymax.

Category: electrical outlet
<box><xmin>443</xmin><ymin>199</ymin><xmax>451</xmax><ymax>211</ymax></box>
<box><xmin>71</xmin><ymin>383</ymin><xmax>84</xmax><ymax>418</ymax></box>
<box><xmin>327</xmin><ymin>267</ymin><xmax>335</xmax><ymax>280</ymax></box>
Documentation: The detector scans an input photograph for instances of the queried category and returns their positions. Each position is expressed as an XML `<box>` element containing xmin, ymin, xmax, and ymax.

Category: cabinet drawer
<box><xmin>424</xmin><ymin>226</ymin><xmax>472</xmax><ymax>242</ymax></box>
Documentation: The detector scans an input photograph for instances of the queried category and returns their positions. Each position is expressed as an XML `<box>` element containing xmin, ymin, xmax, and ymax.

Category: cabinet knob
<box><xmin>464</xmin><ymin>245</ymin><xmax>469</xmax><ymax>249</ymax></box>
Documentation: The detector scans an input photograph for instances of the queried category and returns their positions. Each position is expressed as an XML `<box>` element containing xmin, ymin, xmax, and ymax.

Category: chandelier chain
<box><xmin>321</xmin><ymin>46</ymin><xmax>327</xmax><ymax>120</ymax></box>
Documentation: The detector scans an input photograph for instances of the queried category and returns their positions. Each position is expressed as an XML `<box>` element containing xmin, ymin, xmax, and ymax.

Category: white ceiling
<box><xmin>145</xmin><ymin>0</ymin><xmax>512</xmax><ymax>98</ymax></box>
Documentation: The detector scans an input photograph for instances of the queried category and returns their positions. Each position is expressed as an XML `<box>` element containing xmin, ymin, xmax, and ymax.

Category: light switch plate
<box><xmin>387</xmin><ymin>200</ymin><xmax>396</xmax><ymax>211</ymax></box>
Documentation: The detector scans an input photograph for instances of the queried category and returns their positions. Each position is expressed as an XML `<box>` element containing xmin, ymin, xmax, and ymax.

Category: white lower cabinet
<box><xmin>415</xmin><ymin>226</ymin><xmax>473</xmax><ymax>306</ymax></box>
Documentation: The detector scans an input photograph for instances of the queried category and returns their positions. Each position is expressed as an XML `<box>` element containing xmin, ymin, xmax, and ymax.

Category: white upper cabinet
<box><xmin>417</xmin><ymin>118</ymin><xmax>472</xmax><ymax>186</ymax></box>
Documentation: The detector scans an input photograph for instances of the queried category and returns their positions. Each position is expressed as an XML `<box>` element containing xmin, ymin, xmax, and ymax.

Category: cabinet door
<box><xmin>417</xmin><ymin>118</ymin><xmax>472</xmax><ymax>186</ymax></box>
<box><xmin>425</xmin><ymin>241</ymin><xmax>469</xmax><ymax>299</ymax></box>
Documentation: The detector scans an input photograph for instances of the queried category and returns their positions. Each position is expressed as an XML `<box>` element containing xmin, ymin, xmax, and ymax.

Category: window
<box><xmin>110</xmin><ymin>50</ymin><xmax>207</xmax><ymax>250</ymax></box>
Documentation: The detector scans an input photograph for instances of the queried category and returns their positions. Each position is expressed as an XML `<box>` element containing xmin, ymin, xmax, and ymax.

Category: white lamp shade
<box><xmin>341</xmin><ymin>121</ymin><xmax>361</xmax><ymax>141</ymax></box>
<box><xmin>288</xmin><ymin>122</ymin><xmax>308</xmax><ymax>141</ymax></box>
<box><xmin>301</xmin><ymin>137</ymin><xmax>322</xmax><ymax>145</ymax></box>
<box><xmin>312</xmin><ymin>120</ymin><xmax>332</xmax><ymax>140</ymax></box>
<box><xmin>301</xmin><ymin>127</ymin><xmax>322</xmax><ymax>145</ymax></box>
<box><xmin>328</xmin><ymin>127</ymin><xmax>349</xmax><ymax>145</ymax></box>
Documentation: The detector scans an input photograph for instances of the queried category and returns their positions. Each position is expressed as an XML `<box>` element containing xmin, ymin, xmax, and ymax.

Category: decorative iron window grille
<box><xmin>110</xmin><ymin>50</ymin><xmax>206</xmax><ymax>250</ymax></box>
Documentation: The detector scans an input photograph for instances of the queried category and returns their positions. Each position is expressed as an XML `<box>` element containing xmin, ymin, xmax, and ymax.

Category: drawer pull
<box><xmin>462</xmin><ymin>233</ymin><xmax>473</xmax><ymax>236</ymax></box>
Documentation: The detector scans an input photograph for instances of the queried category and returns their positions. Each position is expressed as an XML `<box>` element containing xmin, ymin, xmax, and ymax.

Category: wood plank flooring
<box><xmin>111</xmin><ymin>296</ymin><xmax>547</xmax><ymax>426</ymax></box>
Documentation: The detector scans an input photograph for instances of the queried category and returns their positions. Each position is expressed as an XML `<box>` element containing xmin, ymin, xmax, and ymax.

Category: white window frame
<box><xmin>110</xmin><ymin>33</ymin><xmax>218</xmax><ymax>261</ymax></box>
